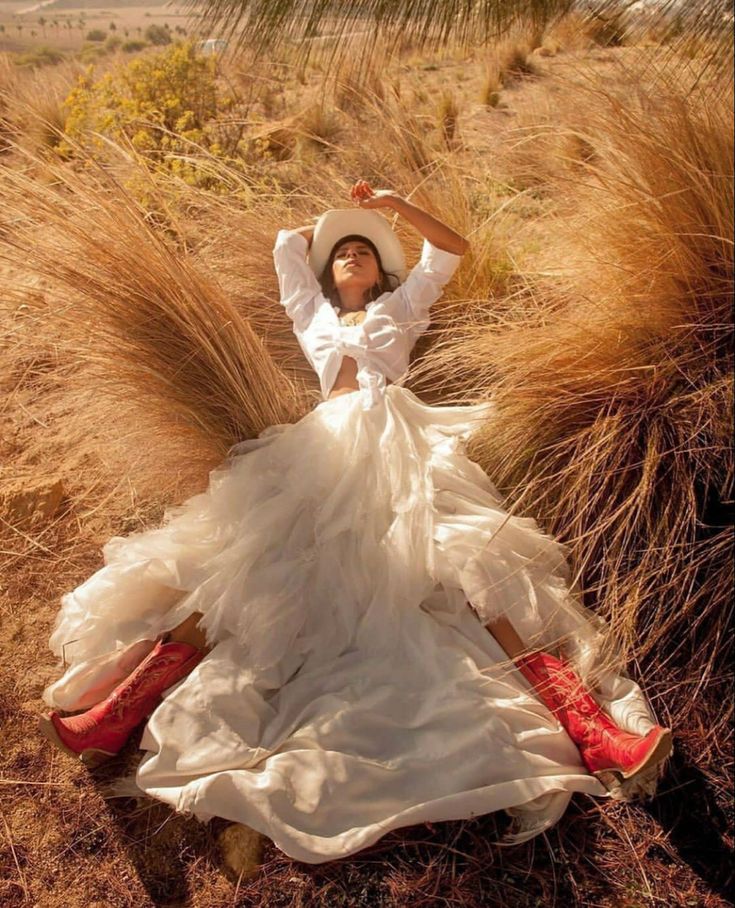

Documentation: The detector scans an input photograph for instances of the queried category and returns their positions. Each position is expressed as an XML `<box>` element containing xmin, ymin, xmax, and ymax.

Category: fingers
<box><xmin>350</xmin><ymin>180</ymin><xmax>373</xmax><ymax>204</ymax></box>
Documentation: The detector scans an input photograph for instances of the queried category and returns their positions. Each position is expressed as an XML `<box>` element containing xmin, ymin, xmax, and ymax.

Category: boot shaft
<box><xmin>515</xmin><ymin>650</ymin><xmax>672</xmax><ymax>783</ymax></box>
<box><xmin>43</xmin><ymin>639</ymin><xmax>204</xmax><ymax>763</ymax></box>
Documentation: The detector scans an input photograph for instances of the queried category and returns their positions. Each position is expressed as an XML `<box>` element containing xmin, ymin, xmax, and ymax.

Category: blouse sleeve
<box><xmin>272</xmin><ymin>229</ymin><xmax>325</xmax><ymax>333</ymax></box>
<box><xmin>386</xmin><ymin>238</ymin><xmax>462</xmax><ymax>339</ymax></box>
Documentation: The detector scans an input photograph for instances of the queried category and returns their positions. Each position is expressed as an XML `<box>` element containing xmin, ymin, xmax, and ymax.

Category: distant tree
<box><xmin>109</xmin><ymin>21</ymin><xmax>117</xmax><ymax>31</ymax></box>
<box><xmin>0</xmin><ymin>24</ymin><xmax>5</xmax><ymax>34</ymax></box>
<box><xmin>30</xmin><ymin>29</ymin><xmax>37</xmax><ymax>37</ymax></box>
<box><xmin>86</xmin><ymin>28</ymin><xmax>106</xmax><ymax>41</ymax></box>
<box><xmin>38</xmin><ymin>16</ymin><xmax>46</xmax><ymax>35</ymax></box>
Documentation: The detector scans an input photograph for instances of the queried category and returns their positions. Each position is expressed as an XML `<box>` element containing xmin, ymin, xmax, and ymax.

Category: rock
<box><xmin>2</xmin><ymin>476</ymin><xmax>65</xmax><ymax>525</ymax></box>
<box><xmin>216</xmin><ymin>823</ymin><xmax>265</xmax><ymax>880</ymax></box>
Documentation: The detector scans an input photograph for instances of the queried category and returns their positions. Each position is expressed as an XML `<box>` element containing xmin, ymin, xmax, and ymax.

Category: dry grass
<box><xmin>479</xmin><ymin>32</ymin><xmax>541</xmax><ymax>108</ymax></box>
<box><xmin>0</xmin><ymin>16</ymin><xmax>732</xmax><ymax>908</ymax></box>
<box><xmin>436</xmin><ymin>90</ymin><xmax>460</xmax><ymax>146</ymax></box>
<box><xmin>413</xmin><ymin>56</ymin><xmax>734</xmax><ymax>849</ymax></box>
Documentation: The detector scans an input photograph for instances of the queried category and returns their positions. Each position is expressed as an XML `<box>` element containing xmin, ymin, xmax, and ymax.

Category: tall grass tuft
<box><xmin>437</xmin><ymin>90</ymin><xmax>459</xmax><ymax>146</ymax></box>
<box><xmin>415</xmin><ymin>62</ymin><xmax>734</xmax><ymax>757</ymax></box>
<box><xmin>0</xmin><ymin>149</ymin><xmax>310</xmax><ymax>518</ymax></box>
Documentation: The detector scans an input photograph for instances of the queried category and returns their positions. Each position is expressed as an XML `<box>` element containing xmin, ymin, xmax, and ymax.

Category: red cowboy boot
<box><xmin>515</xmin><ymin>650</ymin><xmax>672</xmax><ymax>797</ymax></box>
<box><xmin>39</xmin><ymin>638</ymin><xmax>204</xmax><ymax>767</ymax></box>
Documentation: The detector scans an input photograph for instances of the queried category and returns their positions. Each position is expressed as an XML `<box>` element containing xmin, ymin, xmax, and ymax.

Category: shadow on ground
<box><xmin>644</xmin><ymin>749</ymin><xmax>734</xmax><ymax>902</ymax></box>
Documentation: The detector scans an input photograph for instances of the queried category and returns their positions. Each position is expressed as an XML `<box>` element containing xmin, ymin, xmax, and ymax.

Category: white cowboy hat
<box><xmin>309</xmin><ymin>208</ymin><xmax>407</xmax><ymax>283</ymax></box>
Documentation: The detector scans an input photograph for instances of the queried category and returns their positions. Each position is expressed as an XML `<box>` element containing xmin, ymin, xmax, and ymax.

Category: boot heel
<box><xmin>593</xmin><ymin>729</ymin><xmax>673</xmax><ymax>801</ymax></box>
<box><xmin>592</xmin><ymin>769</ymin><xmax>625</xmax><ymax>798</ymax></box>
<box><xmin>620</xmin><ymin>727</ymin><xmax>673</xmax><ymax>780</ymax></box>
<box><xmin>79</xmin><ymin>748</ymin><xmax>116</xmax><ymax>768</ymax></box>
<box><xmin>618</xmin><ymin>763</ymin><xmax>661</xmax><ymax>800</ymax></box>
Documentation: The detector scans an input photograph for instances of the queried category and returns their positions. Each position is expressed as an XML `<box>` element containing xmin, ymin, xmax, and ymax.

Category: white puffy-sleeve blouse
<box><xmin>273</xmin><ymin>229</ymin><xmax>463</xmax><ymax>410</ymax></box>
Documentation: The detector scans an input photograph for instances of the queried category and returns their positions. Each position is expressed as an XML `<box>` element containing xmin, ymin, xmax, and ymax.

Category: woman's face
<box><xmin>330</xmin><ymin>239</ymin><xmax>380</xmax><ymax>301</ymax></box>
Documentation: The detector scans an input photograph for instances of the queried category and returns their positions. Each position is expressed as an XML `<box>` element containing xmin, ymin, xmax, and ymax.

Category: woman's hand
<box><xmin>350</xmin><ymin>180</ymin><xmax>402</xmax><ymax>210</ymax></box>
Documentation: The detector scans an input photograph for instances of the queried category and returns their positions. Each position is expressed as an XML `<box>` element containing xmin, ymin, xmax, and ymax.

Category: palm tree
<box><xmin>188</xmin><ymin>0</ymin><xmax>733</xmax><ymax>73</ymax></box>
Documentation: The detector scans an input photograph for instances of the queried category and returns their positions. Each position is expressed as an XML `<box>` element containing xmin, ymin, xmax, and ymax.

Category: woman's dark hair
<box><xmin>319</xmin><ymin>234</ymin><xmax>400</xmax><ymax>308</ymax></box>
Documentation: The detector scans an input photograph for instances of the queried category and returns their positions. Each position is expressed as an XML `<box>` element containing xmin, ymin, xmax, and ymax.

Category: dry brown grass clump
<box><xmin>0</xmin><ymin>52</ymin><xmax>95</xmax><ymax>158</ymax></box>
<box><xmin>480</xmin><ymin>33</ymin><xmax>540</xmax><ymax>107</ymax></box>
<box><xmin>0</xmin><ymin>151</ymin><xmax>314</xmax><ymax>525</ymax></box>
<box><xmin>416</xmin><ymin>54</ymin><xmax>734</xmax><ymax>790</ymax></box>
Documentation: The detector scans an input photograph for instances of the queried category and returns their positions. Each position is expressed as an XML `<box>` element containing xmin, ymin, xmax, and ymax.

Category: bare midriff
<box><xmin>327</xmin><ymin>355</ymin><xmax>361</xmax><ymax>399</ymax></box>
<box><xmin>326</xmin><ymin>355</ymin><xmax>392</xmax><ymax>400</ymax></box>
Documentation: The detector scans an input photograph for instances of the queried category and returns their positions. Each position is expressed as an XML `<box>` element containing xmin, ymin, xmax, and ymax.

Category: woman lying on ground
<box><xmin>39</xmin><ymin>180</ymin><xmax>672</xmax><ymax>864</ymax></box>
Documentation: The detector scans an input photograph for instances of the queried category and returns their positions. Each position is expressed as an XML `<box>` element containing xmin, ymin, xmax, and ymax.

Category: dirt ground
<box><xmin>0</xmin><ymin>0</ymin><xmax>195</xmax><ymax>54</ymax></box>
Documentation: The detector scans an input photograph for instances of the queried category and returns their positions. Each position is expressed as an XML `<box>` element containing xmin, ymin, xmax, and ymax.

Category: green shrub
<box><xmin>14</xmin><ymin>45</ymin><xmax>65</xmax><ymax>68</ymax></box>
<box><xmin>60</xmin><ymin>41</ymin><xmax>238</xmax><ymax>188</ymax></box>
<box><xmin>121</xmin><ymin>39</ymin><xmax>146</xmax><ymax>53</ymax></box>
<box><xmin>78</xmin><ymin>43</ymin><xmax>108</xmax><ymax>63</ymax></box>
<box><xmin>105</xmin><ymin>34</ymin><xmax>122</xmax><ymax>51</ymax></box>
<box><xmin>86</xmin><ymin>29</ymin><xmax>106</xmax><ymax>42</ymax></box>
<box><xmin>144</xmin><ymin>24</ymin><xmax>171</xmax><ymax>46</ymax></box>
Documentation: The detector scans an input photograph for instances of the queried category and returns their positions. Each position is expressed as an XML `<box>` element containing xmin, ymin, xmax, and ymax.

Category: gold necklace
<box><xmin>338</xmin><ymin>309</ymin><xmax>367</xmax><ymax>327</ymax></box>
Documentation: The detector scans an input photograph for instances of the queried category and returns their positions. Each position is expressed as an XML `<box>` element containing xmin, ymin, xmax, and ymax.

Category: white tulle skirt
<box><xmin>43</xmin><ymin>384</ymin><xmax>659</xmax><ymax>862</ymax></box>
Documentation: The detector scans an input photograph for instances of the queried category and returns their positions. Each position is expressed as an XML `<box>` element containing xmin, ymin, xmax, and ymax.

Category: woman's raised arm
<box><xmin>272</xmin><ymin>227</ymin><xmax>322</xmax><ymax>332</ymax></box>
<box><xmin>293</xmin><ymin>225</ymin><xmax>314</xmax><ymax>247</ymax></box>
<box><xmin>350</xmin><ymin>181</ymin><xmax>469</xmax><ymax>256</ymax></box>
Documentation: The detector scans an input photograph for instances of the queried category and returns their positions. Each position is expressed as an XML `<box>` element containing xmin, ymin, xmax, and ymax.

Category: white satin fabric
<box><xmin>43</xmin><ymin>385</ymin><xmax>658</xmax><ymax>862</ymax></box>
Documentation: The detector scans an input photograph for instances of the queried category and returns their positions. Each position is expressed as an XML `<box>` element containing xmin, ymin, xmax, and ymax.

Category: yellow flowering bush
<box><xmin>60</xmin><ymin>41</ymin><xmax>241</xmax><ymax>189</ymax></box>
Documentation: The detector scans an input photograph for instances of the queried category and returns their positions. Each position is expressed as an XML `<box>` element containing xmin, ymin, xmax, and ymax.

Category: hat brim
<box><xmin>309</xmin><ymin>209</ymin><xmax>407</xmax><ymax>283</ymax></box>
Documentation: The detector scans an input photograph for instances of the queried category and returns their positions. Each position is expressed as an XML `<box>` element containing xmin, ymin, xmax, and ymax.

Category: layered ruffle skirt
<box><xmin>43</xmin><ymin>385</ymin><xmax>659</xmax><ymax>862</ymax></box>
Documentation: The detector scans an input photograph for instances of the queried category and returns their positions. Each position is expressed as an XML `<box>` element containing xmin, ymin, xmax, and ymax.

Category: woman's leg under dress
<box><xmin>484</xmin><ymin>616</ymin><xmax>672</xmax><ymax>793</ymax></box>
